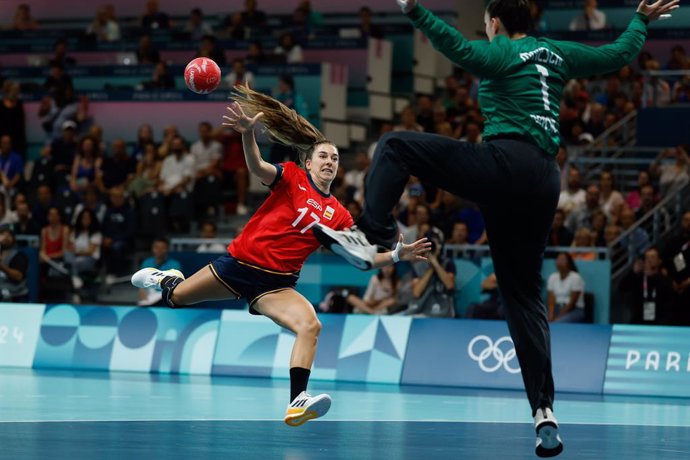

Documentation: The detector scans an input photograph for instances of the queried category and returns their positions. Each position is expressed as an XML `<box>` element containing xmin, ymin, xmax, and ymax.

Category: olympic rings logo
<box><xmin>467</xmin><ymin>335</ymin><xmax>521</xmax><ymax>374</ymax></box>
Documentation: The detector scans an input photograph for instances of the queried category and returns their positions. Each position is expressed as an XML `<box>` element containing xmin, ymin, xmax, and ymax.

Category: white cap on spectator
<box><xmin>62</xmin><ymin>120</ymin><xmax>77</xmax><ymax>130</ymax></box>
<box><xmin>578</xmin><ymin>133</ymin><xmax>594</xmax><ymax>144</ymax></box>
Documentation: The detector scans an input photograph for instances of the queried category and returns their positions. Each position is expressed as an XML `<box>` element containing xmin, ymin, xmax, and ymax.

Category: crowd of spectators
<box><xmin>0</xmin><ymin>2</ymin><xmax>689</xmax><ymax>323</ymax></box>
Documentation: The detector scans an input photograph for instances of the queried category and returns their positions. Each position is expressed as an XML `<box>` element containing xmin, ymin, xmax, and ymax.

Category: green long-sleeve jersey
<box><xmin>407</xmin><ymin>5</ymin><xmax>649</xmax><ymax>155</ymax></box>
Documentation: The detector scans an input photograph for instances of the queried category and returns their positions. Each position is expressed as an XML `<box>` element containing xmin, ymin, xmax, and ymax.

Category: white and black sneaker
<box><xmin>534</xmin><ymin>407</ymin><xmax>564</xmax><ymax>457</ymax></box>
<box><xmin>312</xmin><ymin>224</ymin><xmax>377</xmax><ymax>270</ymax></box>
<box><xmin>284</xmin><ymin>391</ymin><xmax>332</xmax><ymax>427</ymax></box>
<box><xmin>131</xmin><ymin>267</ymin><xmax>185</xmax><ymax>291</ymax></box>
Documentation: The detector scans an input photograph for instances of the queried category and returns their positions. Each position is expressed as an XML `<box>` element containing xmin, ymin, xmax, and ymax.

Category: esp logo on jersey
<box><xmin>323</xmin><ymin>206</ymin><xmax>335</xmax><ymax>220</ymax></box>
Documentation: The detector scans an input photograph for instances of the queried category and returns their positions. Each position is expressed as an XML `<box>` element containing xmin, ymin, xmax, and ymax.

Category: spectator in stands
<box><xmin>666</xmin><ymin>45</ymin><xmax>687</xmax><ymax>71</ymax></box>
<box><xmin>599</xmin><ymin>170</ymin><xmax>624</xmax><ymax>222</ymax></box>
<box><xmin>69</xmin><ymin>136</ymin><xmax>102</xmax><ymax>194</ymax></box>
<box><xmin>604</xmin><ymin>224</ymin><xmax>623</xmax><ymax>263</ymax></box>
<box><xmin>0</xmin><ymin>81</ymin><xmax>27</xmax><ymax>157</ymax></box>
<box><xmin>398</xmin><ymin>182</ymin><xmax>426</xmax><ymax>227</ymax></box>
<box><xmin>274</xmin><ymin>32</ymin><xmax>303</xmax><ymax>64</ymax></box>
<box><xmin>347</xmin><ymin>201</ymin><xmax>363</xmax><ymax>222</ymax></box>
<box><xmin>569</xmin><ymin>0</ymin><xmax>606</xmax><ymax>31</ymax></box>
<box><xmin>274</xmin><ymin>74</ymin><xmax>308</xmax><ymax>117</ymax></box>
<box><xmin>0</xmin><ymin>135</ymin><xmax>24</xmax><ymax>196</ymax></box>
<box><xmin>625</xmin><ymin>170</ymin><xmax>653</xmax><ymax>211</ymax></box>
<box><xmin>549</xmin><ymin>209</ymin><xmax>574</xmax><ymax>248</ymax></box>
<box><xmin>413</xmin><ymin>204</ymin><xmax>443</xmax><ymax>242</ymax></box>
<box><xmin>651</xmin><ymin>145</ymin><xmax>690</xmax><ymax>197</ymax></box>
<box><xmin>43</xmin><ymin>63</ymin><xmax>73</xmax><ymax>96</ymax></box>
<box><xmin>394</xmin><ymin>106</ymin><xmax>424</xmax><ymax>133</ymax></box>
<box><xmin>142</xmin><ymin>61</ymin><xmax>175</xmax><ymax>90</ymax></box>
<box><xmin>49</xmin><ymin>39</ymin><xmax>77</xmax><ymax>68</ymax></box>
<box><xmin>466</xmin><ymin>273</ymin><xmax>503</xmax><ymax>319</ymax></box>
<box><xmin>556</xmin><ymin>145</ymin><xmax>568</xmax><ymax>190</ymax></box>
<box><xmin>132</xmin><ymin>123</ymin><xmax>156</xmax><ymax>161</ymax></box>
<box><xmin>159</xmin><ymin>136</ymin><xmax>195</xmax><ymax>196</ymax></box>
<box><xmin>245</xmin><ymin>41</ymin><xmax>268</xmax><ymax>66</ymax></box>
<box><xmin>98</xmin><ymin>139</ymin><xmax>134</xmax><ymax>192</ymax></box>
<box><xmin>672</xmin><ymin>75</ymin><xmax>690</xmax><ymax>103</ymax></box>
<box><xmin>0</xmin><ymin>198</ymin><xmax>17</xmax><ymax>226</ymax></box>
<box><xmin>128</xmin><ymin>143</ymin><xmax>161</xmax><ymax>197</ymax></box>
<box><xmin>14</xmin><ymin>202</ymin><xmax>40</xmax><ymax>236</ymax></box>
<box><xmin>547</xmin><ymin>252</ymin><xmax>586</xmax><ymax>323</ymax></box>
<box><xmin>196</xmin><ymin>35</ymin><xmax>226</xmax><ymax>67</ymax></box>
<box><xmin>432</xmin><ymin>104</ymin><xmax>448</xmax><ymax>132</ymax></box>
<box><xmin>223</xmin><ymin>12</ymin><xmax>249</xmax><ymax>40</ymax></box>
<box><xmin>185</xmin><ymin>8</ymin><xmax>213</xmax><ymax>41</ymax></box>
<box><xmin>88</xmin><ymin>124</ymin><xmax>107</xmax><ymax>156</ymax></box>
<box><xmin>664</xmin><ymin>211</ymin><xmax>690</xmax><ymax>324</ymax></box>
<box><xmin>298</xmin><ymin>0</ymin><xmax>324</xmax><ymax>27</ymax></box>
<box><xmin>192</xmin><ymin>121</ymin><xmax>223</xmax><ymax>217</ymax></box>
<box><xmin>368</xmin><ymin>122</ymin><xmax>394</xmax><ymax>160</ymax></box>
<box><xmin>571</xmin><ymin>228</ymin><xmax>597</xmax><ymax>261</ymax></box>
<box><xmin>43</xmin><ymin>120</ymin><xmax>78</xmax><ymax>176</ymax></box>
<box><xmin>566</xmin><ymin>184</ymin><xmax>600</xmax><ymax>231</ymax></box>
<box><xmin>620</xmin><ymin>205</ymin><xmax>650</xmax><ymax>257</ymax></box>
<box><xmin>584</xmin><ymin>103</ymin><xmax>606</xmax><ymax>138</ymax></box>
<box><xmin>224</xmin><ymin>58</ymin><xmax>255</xmax><ymax>89</ymax></box>
<box><xmin>643</xmin><ymin>60</ymin><xmax>672</xmax><ymax>106</ymax></box>
<box><xmin>87</xmin><ymin>5</ymin><xmax>121</xmax><ymax>42</ymax></box>
<box><xmin>344</xmin><ymin>151</ymin><xmax>369</xmax><ymax>203</ymax></box>
<box><xmin>357</xmin><ymin>6</ymin><xmax>384</xmax><ymax>39</ymax></box>
<box><xmin>196</xmin><ymin>221</ymin><xmax>226</xmax><ymax>253</ymax></box>
<box><xmin>415</xmin><ymin>95</ymin><xmax>435</xmax><ymax>133</ymax></box>
<box><xmin>138</xmin><ymin>237</ymin><xmax>181</xmax><ymax>306</ymax></box>
<box><xmin>66</xmin><ymin>208</ymin><xmax>102</xmax><ymax>290</ymax></box>
<box><xmin>32</xmin><ymin>185</ymin><xmax>55</xmax><ymax>230</ymax></box>
<box><xmin>241</xmin><ymin>0</ymin><xmax>268</xmax><ymax>33</ymax></box>
<box><xmin>0</xmin><ymin>225</ymin><xmax>28</xmax><ymax>303</ymax></box>
<box><xmin>403</xmin><ymin>230</ymin><xmax>456</xmax><ymax>318</ymax></box>
<box><xmin>102</xmin><ymin>186</ymin><xmax>135</xmax><ymax>277</ymax></box>
<box><xmin>530</xmin><ymin>1</ymin><xmax>547</xmax><ymax>33</ymax></box>
<box><xmin>290</xmin><ymin>7</ymin><xmax>314</xmax><ymax>46</ymax></box>
<box><xmin>459</xmin><ymin>121</ymin><xmax>483</xmax><ymax>144</ymax></box>
<box><xmin>39</xmin><ymin>207</ymin><xmax>70</xmax><ymax>277</ymax></box>
<box><xmin>345</xmin><ymin>265</ymin><xmax>400</xmax><ymax>315</ymax></box>
<box><xmin>72</xmin><ymin>185</ymin><xmax>107</xmax><ymax>225</ymax></box>
<box><xmin>11</xmin><ymin>3</ymin><xmax>38</xmax><ymax>30</ymax></box>
<box><xmin>136</xmin><ymin>34</ymin><xmax>161</xmax><ymax>65</ymax></box>
<box><xmin>158</xmin><ymin>124</ymin><xmax>180</xmax><ymax>158</ymax></box>
<box><xmin>590</xmin><ymin>210</ymin><xmax>608</xmax><ymax>246</ymax></box>
<box><xmin>216</xmin><ymin>127</ymin><xmax>249</xmax><ymax>216</ymax></box>
<box><xmin>635</xmin><ymin>185</ymin><xmax>667</xmax><ymax>226</ymax></box>
<box><xmin>141</xmin><ymin>0</ymin><xmax>170</xmax><ymax>29</ymax></box>
<box><xmin>621</xmin><ymin>247</ymin><xmax>675</xmax><ymax>324</ymax></box>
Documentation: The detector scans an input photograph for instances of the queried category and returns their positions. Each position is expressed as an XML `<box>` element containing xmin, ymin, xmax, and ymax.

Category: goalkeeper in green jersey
<box><xmin>314</xmin><ymin>0</ymin><xmax>679</xmax><ymax>456</ymax></box>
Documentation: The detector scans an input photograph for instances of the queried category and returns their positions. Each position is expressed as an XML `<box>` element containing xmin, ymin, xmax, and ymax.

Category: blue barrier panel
<box><xmin>0</xmin><ymin>303</ymin><xmax>45</xmax><ymax>367</ymax></box>
<box><xmin>604</xmin><ymin>325</ymin><xmax>690</xmax><ymax>397</ymax></box>
<box><xmin>402</xmin><ymin>319</ymin><xmax>611</xmax><ymax>394</ymax></box>
<box><xmin>212</xmin><ymin>311</ymin><xmax>412</xmax><ymax>384</ymax></box>
<box><xmin>32</xmin><ymin>304</ymin><xmax>221</xmax><ymax>374</ymax></box>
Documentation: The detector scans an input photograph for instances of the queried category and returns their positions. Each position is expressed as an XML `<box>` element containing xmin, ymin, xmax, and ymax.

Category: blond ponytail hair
<box><xmin>231</xmin><ymin>84</ymin><xmax>332</xmax><ymax>165</ymax></box>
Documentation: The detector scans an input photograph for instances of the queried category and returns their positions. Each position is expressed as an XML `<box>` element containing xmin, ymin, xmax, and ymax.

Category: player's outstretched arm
<box><xmin>372</xmin><ymin>234</ymin><xmax>431</xmax><ymax>268</ymax></box>
<box><xmin>557</xmin><ymin>0</ymin><xmax>680</xmax><ymax>79</ymax></box>
<box><xmin>222</xmin><ymin>102</ymin><xmax>277</xmax><ymax>186</ymax></box>
<box><xmin>398</xmin><ymin>1</ymin><xmax>507</xmax><ymax>79</ymax></box>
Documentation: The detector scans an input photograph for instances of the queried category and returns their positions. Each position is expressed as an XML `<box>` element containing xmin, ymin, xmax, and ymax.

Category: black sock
<box><xmin>289</xmin><ymin>367</ymin><xmax>311</xmax><ymax>402</ymax></box>
<box><xmin>161</xmin><ymin>275</ymin><xmax>184</xmax><ymax>308</ymax></box>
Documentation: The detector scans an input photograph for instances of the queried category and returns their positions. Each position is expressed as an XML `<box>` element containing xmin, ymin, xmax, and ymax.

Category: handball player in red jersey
<box><xmin>131</xmin><ymin>85</ymin><xmax>431</xmax><ymax>427</ymax></box>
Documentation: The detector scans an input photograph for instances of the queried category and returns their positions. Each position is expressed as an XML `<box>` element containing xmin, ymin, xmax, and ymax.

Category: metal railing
<box><xmin>170</xmin><ymin>238</ymin><xmax>229</xmax><ymax>252</ymax></box>
<box><xmin>571</xmin><ymin>147</ymin><xmax>660</xmax><ymax>193</ymax></box>
<box><xmin>609</xmin><ymin>181</ymin><xmax>690</xmax><ymax>281</ymax></box>
<box><xmin>442</xmin><ymin>245</ymin><xmax>609</xmax><ymax>260</ymax></box>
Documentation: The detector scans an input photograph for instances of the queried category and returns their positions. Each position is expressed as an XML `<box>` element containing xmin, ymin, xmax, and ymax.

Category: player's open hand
<box><xmin>637</xmin><ymin>0</ymin><xmax>680</xmax><ymax>21</ymax></box>
<box><xmin>397</xmin><ymin>234</ymin><xmax>431</xmax><ymax>262</ymax></box>
<box><xmin>222</xmin><ymin>101</ymin><xmax>264</xmax><ymax>134</ymax></box>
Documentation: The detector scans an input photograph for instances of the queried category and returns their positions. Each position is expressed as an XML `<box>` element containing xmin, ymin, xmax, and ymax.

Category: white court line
<box><xmin>0</xmin><ymin>418</ymin><xmax>687</xmax><ymax>427</ymax></box>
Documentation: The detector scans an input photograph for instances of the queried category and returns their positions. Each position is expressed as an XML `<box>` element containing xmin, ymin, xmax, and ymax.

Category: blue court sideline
<box><xmin>1</xmin><ymin>368</ymin><xmax>688</xmax><ymax>459</ymax></box>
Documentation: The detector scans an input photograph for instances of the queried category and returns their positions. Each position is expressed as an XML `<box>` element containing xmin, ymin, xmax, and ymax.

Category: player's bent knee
<box><xmin>296</xmin><ymin>318</ymin><xmax>321</xmax><ymax>337</ymax></box>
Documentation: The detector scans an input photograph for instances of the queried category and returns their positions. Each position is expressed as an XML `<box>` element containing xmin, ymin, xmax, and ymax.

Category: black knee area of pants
<box><xmin>161</xmin><ymin>275</ymin><xmax>184</xmax><ymax>308</ymax></box>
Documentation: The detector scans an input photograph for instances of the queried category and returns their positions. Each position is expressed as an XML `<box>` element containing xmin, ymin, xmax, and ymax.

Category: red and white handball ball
<box><xmin>184</xmin><ymin>57</ymin><xmax>221</xmax><ymax>94</ymax></box>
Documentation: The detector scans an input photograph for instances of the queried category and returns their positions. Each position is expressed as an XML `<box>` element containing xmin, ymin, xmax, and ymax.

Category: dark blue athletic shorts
<box><xmin>209</xmin><ymin>254</ymin><xmax>300</xmax><ymax>315</ymax></box>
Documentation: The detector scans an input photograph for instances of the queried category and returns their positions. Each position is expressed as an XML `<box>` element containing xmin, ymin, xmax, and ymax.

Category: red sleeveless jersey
<box><xmin>228</xmin><ymin>162</ymin><xmax>354</xmax><ymax>273</ymax></box>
